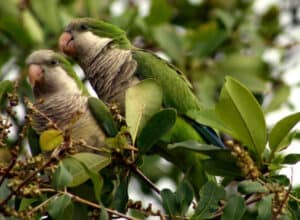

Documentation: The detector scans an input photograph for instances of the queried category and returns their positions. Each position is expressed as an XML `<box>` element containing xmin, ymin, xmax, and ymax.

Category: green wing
<box><xmin>132</xmin><ymin>49</ymin><xmax>203</xmax><ymax>114</ymax></box>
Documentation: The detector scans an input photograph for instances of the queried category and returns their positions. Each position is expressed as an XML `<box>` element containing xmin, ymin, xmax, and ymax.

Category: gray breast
<box><xmin>80</xmin><ymin>46</ymin><xmax>139</xmax><ymax>109</ymax></box>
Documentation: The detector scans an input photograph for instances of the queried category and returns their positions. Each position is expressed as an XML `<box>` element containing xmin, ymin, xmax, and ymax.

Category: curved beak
<box><xmin>59</xmin><ymin>32</ymin><xmax>76</xmax><ymax>56</ymax></box>
<box><xmin>28</xmin><ymin>64</ymin><xmax>43</xmax><ymax>87</ymax></box>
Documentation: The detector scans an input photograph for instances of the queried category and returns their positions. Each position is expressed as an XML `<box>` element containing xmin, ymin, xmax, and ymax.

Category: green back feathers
<box><xmin>55</xmin><ymin>54</ymin><xmax>90</xmax><ymax>96</ymax></box>
<box><xmin>132</xmin><ymin>50</ymin><xmax>203</xmax><ymax>113</ymax></box>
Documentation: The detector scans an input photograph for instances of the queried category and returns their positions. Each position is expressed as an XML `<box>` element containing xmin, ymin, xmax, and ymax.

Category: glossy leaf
<box><xmin>52</xmin><ymin>161</ymin><xmax>73</xmax><ymax>189</ymax></box>
<box><xmin>257</xmin><ymin>194</ymin><xmax>273</xmax><ymax>220</ymax></box>
<box><xmin>203</xmin><ymin>159</ymin><xmax>242</xmax><ymax>177</ymax></box>
<box><xmin>283</xmin><ymin>154</ymin><xmax>300</xmax><ymax>164</ymax></box>
<box><xmin>221</xmin><ymin>195</ymin><xmax>246</xmax><ymax>220</ymax></box>
<box><xmin>269</xmin><ymin>112</ymin><xmax>300</xmax><ymax>153</ymax></box>
<box><xmin>215</xmin><ymin>76</ymin><xmax>267</xmax><ymax>159</ymax></box>
<box><xmin>48</xmin><ymin>194</ymin><xmax>73</xmax><ymax>220</ymax></box>
<box><xmin>88</xmin><ymin>97</ymin><xmax>118</xmax><ymax>137</ymax></box>
<box><xmin>39</xmin><ymin>129</ymin><xmax>63</xmax><ymax>152</ymax></box>
<box><xmin>194</xmin><ymin>181</ymin><xmax>225</xmax><ymax>218</ymax></box>
<box><xmin>125</xmin><ymin>79</ymin><xmax>163</xmax><ymax>143</ymax></box>
<box><xmin>75</xmin><ymin>158</ymin><xmax>103</xmax><ymax>202</ymax></box>
<box><xmin>237</xmin><ymin>180</ymin><xmax>268</xmax><ymax>194</ymax></box>
<box><xmin>161</xmin><ymin>189</ymin><xmax>177</xmax><ymax>216</ymax></box>
<box><xmin>54</xmin><ymin>153</ymin><xmax>111</xmax><ymax>187</ymax></box>
<box><xmin>168</xmin><ymin>140</ymin><xmax>225</xmax><ymax>154</ymax></box>
<box><xmin>137</xmin><ymin>108</ymin><xmax>177</xmax><ymax>154</ymax></box>
<box><xmin>176</xmin><ymin>181</ymin><xmax>193</xmax><ymax>215</ymax></box>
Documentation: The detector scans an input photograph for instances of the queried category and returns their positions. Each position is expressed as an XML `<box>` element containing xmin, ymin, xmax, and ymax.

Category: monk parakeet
<box><xmin>26</xmin><ymin>50</ymin><xmax>108</xmax><ymax>150</ymax></box>
<box><xmin>58</xmin><ymin>18</ymin><xmax>223</xmax><ymax>147</ymax></box>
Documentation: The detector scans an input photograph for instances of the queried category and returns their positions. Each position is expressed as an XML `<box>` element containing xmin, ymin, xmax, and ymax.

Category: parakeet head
<box><xmin>59</xmin><ymin>18</ymin><xmax>131</xmax><ymax>58</ymax></box>
<box><xmin>26</xmin><ymin>50</ymin><xmax>88</xmax><ymax>98</ymax></box>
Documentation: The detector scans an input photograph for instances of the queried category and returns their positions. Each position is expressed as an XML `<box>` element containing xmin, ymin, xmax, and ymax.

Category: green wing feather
<box><xmin>132</xmin><ymin>49</ymin><xmax>203</xmax><ymax>114</ymax></box>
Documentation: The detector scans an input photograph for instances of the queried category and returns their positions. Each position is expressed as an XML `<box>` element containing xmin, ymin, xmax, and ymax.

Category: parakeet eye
<box><xmin>80</xmin><ymin>24</ymin><xmax>88</xmax><ymax>31</ymax></box>
<box><xmin>50</xmin><ymin>59</ymin><xmax>58</xmax><ymax>65</ymax></box>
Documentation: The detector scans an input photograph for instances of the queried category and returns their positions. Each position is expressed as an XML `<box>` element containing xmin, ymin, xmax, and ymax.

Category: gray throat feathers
<box><xmin>79</xmin><ymin>43</ymin><xmax>139</xmax><ymax>109</ymax></box>
<box><xmin>32</xmin><ymin>94</ymin><xmax>88</xmax><ymax>133</ymax></box>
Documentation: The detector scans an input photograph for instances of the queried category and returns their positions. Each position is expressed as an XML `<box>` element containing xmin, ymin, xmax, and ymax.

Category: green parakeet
<box><xmin>26</xmin><ymin>49</ymin><xmax>108</xmax><ymax>150</ymax></box>
<box><xmin>58</xmin><ymin>17</ymin><xmax>223</xmax><ymax>148</ymax></box>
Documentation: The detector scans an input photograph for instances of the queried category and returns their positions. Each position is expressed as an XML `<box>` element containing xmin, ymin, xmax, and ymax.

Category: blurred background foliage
<box><xmin>0</xmin><ymin>0</ymin><xmax>289</xmax><ymax>194</ymax></box>
<box><xmin>0</xmin><ymin>0</ymin><xmax>288</xmax><ymax>111</ymax></box>
<box><xmin>1</xmin><ymin>0</ymin><xmax>299</xmax><ymax>218</ymax></box>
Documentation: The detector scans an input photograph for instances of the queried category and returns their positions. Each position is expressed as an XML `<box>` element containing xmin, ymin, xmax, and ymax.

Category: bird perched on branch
<box><xmin>58</xmin><ymin>17</ymin><xmax>223</xmax><ymax>147</ymax></box>
<box><xmin>26</xmin><ymin>50</ymin><xmax>107</xmax><ymax>151</ymax></box>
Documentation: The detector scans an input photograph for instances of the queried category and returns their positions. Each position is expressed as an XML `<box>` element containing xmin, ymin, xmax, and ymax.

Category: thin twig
<box><xmin>27</xmin><ymin>194</ymin><xmax>58</xmax><ymax>215</ymax></box>
<box><xmin>61</xmin><ymin>191</ymin><xmax>139</xmax><ymax>220</ymax></box>
<box><xmin>0</xmin><ymin>142</ymin><xmax>66</xmax><ymax>207</ymax></box>
<box><xmin>131</xmin><ymin>165</ymin><xmax>161</xmax><ymax>195</ymax></box>
<box><xmin>289</xmin><ymin>194</ymin><xmax>300</xmax><ymax>203</ymax></box>
<box><xmin>273</xmin><ymin>186</ymin><xmax>292</xmax><ymax>220</ymax></box>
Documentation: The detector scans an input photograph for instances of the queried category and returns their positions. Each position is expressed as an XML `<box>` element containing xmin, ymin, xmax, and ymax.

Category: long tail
<box><xmin>184</xmin><ymin>116</ymin><xmax>225</xmax><ymax>148</ymax></box>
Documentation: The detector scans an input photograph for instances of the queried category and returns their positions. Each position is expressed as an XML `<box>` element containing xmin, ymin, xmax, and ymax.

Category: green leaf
<box><xmin>0</xmin><ymin>80</ymin><xmax>13</xmax><ymax>105</ymax></box>
<box><xmin>74</xmin><ymin>158</ymin><xmax>103</xmax><ymax>202</ymax></box>
<box><xmin>0</xmin><ymin>1</ymin><xmax>35</xmax><ymax>46</ymax></box>
<box><xmin>30</xmin><ymin>0</ymin><xmax>61</xmax><ymax>34</ymax></box>
<box><xmin>186</xmin><ymin>22</ymin><xmax>228</xmax><ymax>58</ymax></box>
<box><xmin>283</xmin><ymin>154</ymin><xmax>300</xmax><ymax>164</ymax></box>
<box><xmin>112</xmin><ymin>176</ymin><xmax>129</xmax><ymax>213</ymax></box>
<box><xmin>54</xmin><ymin>153</ymin><xmax>111</xmax><ymax>187</ymax></box>
<box><xmin>203</xmin><ymin>159</ymin><xmax>242</xmax><ymax>177</ymax></box>
<box><xmin>194</xmin><ymin>181</ymin><xmax>225</xmax><ymax>218</ymax></box>
<box><xmin>39</xmin><ymin>129</ymin><xmax>63</xmax><ymax>152</ymax></box>
<box><xmin>48</xmin><ymin>194</ymin><xmax>73</xmax><ymax>220</ymax></box>
<box><xmin>27</xmin><ymin>127</ymin><xmax>40</xmax><ymax>156</ymax></box>
<box><xmin>99</xmin><ymin>207</ymin><xmax>109</xmax><ymax>220</ymax></box>
<box><xmin>152</xmin><ymin>24</ymin><xmax>185</xmax><ymax>65</ymax></box>
<box><xmin>52</xmin><ymin>161</ymin><xmax>73</xmax><ymax>189</ymax></box>
<box><xmin>176</xmin><ymin>181</ymin><xmax>193</xmax><ymax>215</ymax></box>
<box><xmin>137</xmin><ymin>108</ymin><xmax>177</xmax><ymax>154</ymax></box>
<box><xmin>88</xmin><ymin>97</ymin><xmax>118</xmax><ymax>137</ymax></box>
<box><xmin>168</xmin><ymin>140</ymin><xmax>226</xmax><ymax>154</ymax></box>
<box><xmin>125</xmin><ymin>79</ymin><xmax>163</xmax><ymax>143</ymax></box>
<box><xmin>215</xmin><ymin>76</ymin><xmax>266</xmax><ymax>159</ymax></box>
<box><xmin>21</xmin><ymin>10</ymin><xmax>44</xmax><ymax>44</ymax></box>
<box><xmin>257</xmin><ymin>194</ymin><xmax>273</xmax><ymax>220</ymax></box>
<box><xmin>264</xmin><ymin>84</ymin><xmax>290</xmax><ymax>113</ymax></box>
<box><xmin>161</xmin><ymin>189</ymin><xmax>177</xmax><ymax>216</ymax></box>
<box><xmin>269</xmin><ymin>112</ymin><xmax>300</xmax><ymax>153</ymax></box>
<box><xmin>19</xmin><ymin>198</ymin><xmax>38</xmax><ymax>211</ymax></box>
<box><xmin>268</xmin><ymin>175</ymin><xmax>290</xmax><ymax>186</ymax></box>
<box><xmin>214</xmin><ymin>9</ymin><xmax>235</xmax><ymax>31</ymax></box>
<box><xmin>145</xmin><ymin>0</ymin><xmax>172</xmax><ymax>25</ymax></box>
<box><xmin>221</xmin><ymin>195</ymin><xmax>246</xmax><ymax>220</ymax></box>
<box><xmin>237</xmin><ymin>180</ymin><xmax>268</xmax><ymax>195</ymax></box>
